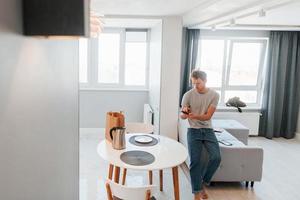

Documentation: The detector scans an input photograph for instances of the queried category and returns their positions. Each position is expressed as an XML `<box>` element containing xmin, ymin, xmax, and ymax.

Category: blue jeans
<box><xmin>187</xmin><ymin>128</ymin><xmax>221</xmax><ymax>194</ymax></box>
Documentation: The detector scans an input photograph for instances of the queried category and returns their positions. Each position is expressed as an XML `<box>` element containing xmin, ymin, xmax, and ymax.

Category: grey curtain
<box><xmin>180</xmin><ymin>28</ymin><xmax>200</xmax><ymax>102</ymax></box>
<box><xmin>259</xmin><ymin>31</ymin><xmax>300</xmax><ymax>139</ymax></box>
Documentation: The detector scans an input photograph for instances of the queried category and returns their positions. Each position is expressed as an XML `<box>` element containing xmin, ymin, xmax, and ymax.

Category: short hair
<box><xmin>190</xmin><ymin>69</ymin><xmax>207</xmax><ymax>81</ymax></box>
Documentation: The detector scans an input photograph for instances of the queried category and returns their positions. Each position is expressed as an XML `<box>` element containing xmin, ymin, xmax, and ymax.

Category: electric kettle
<box><xmin>110</xmin><ymin>127</ymin><xmax>126</xmax><ymax>150</ymax></box>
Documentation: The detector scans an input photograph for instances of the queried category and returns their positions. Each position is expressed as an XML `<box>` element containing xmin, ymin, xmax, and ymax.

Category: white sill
<box><xmin>80</xmin><ymin>87</ymin><xmax>149</xmax><ymax>92</ymax></box>
<box><xmin>216</xmin><ymin>106</ymin><xmax>261</xmax><ymax>112</ymax></box>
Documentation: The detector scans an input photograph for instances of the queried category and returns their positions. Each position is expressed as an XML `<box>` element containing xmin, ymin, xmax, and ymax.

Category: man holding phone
<box><xmin>181</xmin><ymin>69</ymin><xmax>221</xmax><ymax>200</ymax></box>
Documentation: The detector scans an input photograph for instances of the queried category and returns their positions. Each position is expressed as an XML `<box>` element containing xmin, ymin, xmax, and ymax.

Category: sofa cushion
<box><xmin>212</xmin><ymin>119</ymin><xmax>249</xmax><ymax>145</ymax></box>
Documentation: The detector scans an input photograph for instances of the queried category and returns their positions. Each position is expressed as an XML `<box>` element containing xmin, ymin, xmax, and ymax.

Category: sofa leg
<box><xmin>210</xmin><ymin>182</ymin><xmax>216</xmax><ymax>186</ymax></box>
<box><xmin>245</xmin><ymin>181</ymin><xmax>249</xmax><ymax>187</ymax></box>
<box><xmin>251</xmin><ymin>181</ymin><xmax>254</xmax><ymax>187</ymax></box>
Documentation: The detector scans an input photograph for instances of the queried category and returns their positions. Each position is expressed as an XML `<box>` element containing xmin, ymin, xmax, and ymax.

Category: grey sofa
<box><xmin>212</xmin><ymin>119</ymin><xmax>249</xmax><ymax>145</ymax></box>
<box><xmin>178</xmin><ymin>118</ymin><xmax>264</xmax><ymax>187</ymax></box>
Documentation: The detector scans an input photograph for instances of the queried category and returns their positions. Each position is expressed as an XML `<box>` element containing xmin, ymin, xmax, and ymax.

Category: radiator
<box><xmin>143</xmin><ymin>104</ymin><xmax>154</xmax><ymax>125</ymax></box>
<box><xmin>213</xmin><ymin>111</ymin><xmax>261</xmax><ymax>135</ymax></box>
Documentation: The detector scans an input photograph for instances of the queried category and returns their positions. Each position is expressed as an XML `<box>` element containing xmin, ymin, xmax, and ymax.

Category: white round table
<box><xmin>97</xmin><ymin>133</ymin><xmax>188</xmax><ymax>200</ymax></box>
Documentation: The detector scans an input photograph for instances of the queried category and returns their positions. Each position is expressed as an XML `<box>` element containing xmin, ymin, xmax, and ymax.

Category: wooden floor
<box><xmin>182</xmin><ymin>136</ymin><xmax>300</xmax><ymax>200</ymax></box>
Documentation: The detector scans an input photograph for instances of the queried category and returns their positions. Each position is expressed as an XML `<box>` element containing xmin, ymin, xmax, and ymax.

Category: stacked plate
<box><xmin>134</xmin><ymin>135</ymin><xmax>153</xmax><ymax>144</ymax></box>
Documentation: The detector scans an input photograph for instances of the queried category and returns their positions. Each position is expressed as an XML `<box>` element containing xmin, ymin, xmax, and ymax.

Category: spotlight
<box><xmin>211</xmin><ymin>25</ymin><xmax>216</xmax><ymax>31</ymax></box>
<box><xmin>258</xmin><ymin>9</ymin><xmax>266</xmax><ymax>17</ymax></box>
<box><xmin>229</xmin><ymin>18</ymin><xmax>236</xmax><ymax>26</ymax></box>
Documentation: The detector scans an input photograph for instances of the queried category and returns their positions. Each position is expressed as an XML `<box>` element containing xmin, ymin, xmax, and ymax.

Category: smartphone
<box><xmin>181</xmin><ymin>110</ymin><xmax>189</xmax><ymax>115</ymax></box>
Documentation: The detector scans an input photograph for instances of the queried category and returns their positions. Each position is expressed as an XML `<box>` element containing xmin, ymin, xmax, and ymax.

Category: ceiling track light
<box><xmin>258</xmin><ymin>9</ymin><xmax>266</xmax><ymax>17</ymax></box>
<box><xmin>211</xmin><ymin>24</ymin><xmax>216</xmax><ymax>31</ymax></box>
<box><xmin>229</xmin><ymin>18</ymin><xmax>236</xmax><ymax>26</ymax></box>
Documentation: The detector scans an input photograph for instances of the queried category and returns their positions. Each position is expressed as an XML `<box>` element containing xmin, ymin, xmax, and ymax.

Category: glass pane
<box><xmin>199</xmin><ymin>40</ymin><xmax>224</xmax><ymax>87</ymax></box>
<box><xmin>79</xmin><ymin>39</ymin><xmax>88</xmax><ymax>83</ymax></box>
<box><xmin>125</xmin><ymin>42</ymin><xmax>147</xmax><ymax>86</ymax></box>
<box><xmin>98</xmin><ymin>33</ymin><xmax>120</xmax><ymax>84</ymax></box>
<box><xmin>225</xmin><ymin>90</ymin><xmax>257</xmax><ymax>104</ymax></box>
<box><xmin>126</xmin><ymin>31</ymin><xmax>147</xmax><ymax>42</ymax></box>
<box><xmin>229</xmin><ymin>42</ymin><xmax>262</xmax><ymax>86</ymax></box>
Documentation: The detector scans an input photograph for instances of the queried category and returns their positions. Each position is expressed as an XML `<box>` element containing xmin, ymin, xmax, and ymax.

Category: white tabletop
<box><xmin>97</xmin><ymin>133</ymin><xmax>188</xmax><ymax>170</ymax></box>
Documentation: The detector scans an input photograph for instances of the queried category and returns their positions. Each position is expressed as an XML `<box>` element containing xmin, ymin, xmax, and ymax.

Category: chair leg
<box><xmin>251</xmin><ymin>181</ymin><xmax>254</xmax><ymax>187</ymax></box>
<box><xmin>108</xmin><ymin>164</ymin><xmax>114</xmax><ymax>180</ymax></box>
<box><xmin>148</xmin><ymin>170</ymin><xmax>153</xmax><ymax>185</ymax></box>
<box><xmin>105</xmin><ymin>183</ymin><xmax>113</xmax><ymax>200</ymax></box>
<box><xmin>245</xmin><ymin>181</ymin><xmax>249</xmax><ymax>187</ymax></box>
<box><xmin>122</xmin><ymin>168</ymin><xmax>127</xmax><ymax>185</ymax></box>
<box><xmin>145</xmin><ymin>189</ymin><xmax>151</xmax><ymax>200</ymax></box>
<box><xmin>159</xmin><ymin>170</ymin><xmax>163</xmax><ymax>191</ymax></box>
<box><xmin>114</xmin><ymin>166</ymin><xmax>120</xmax><ymax>183</ymax></box>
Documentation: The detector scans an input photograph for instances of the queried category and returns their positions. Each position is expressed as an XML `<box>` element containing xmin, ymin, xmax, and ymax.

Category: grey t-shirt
<box><xmin>181</xmin><ymin>88</ymin><xmax>219</xmax><ymax>129</ymax></box>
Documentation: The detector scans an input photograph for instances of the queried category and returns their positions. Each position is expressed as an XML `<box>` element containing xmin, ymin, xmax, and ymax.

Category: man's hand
<box><xmin>187</xmin><ymin>105</ymin><xmax>217</xmax><ymax>121</ymax></box>
<box><xmin>182</xmin><ymin>106</ymin><xmax>190</xmax><ymax>113</ymax></box>
<box><xmin>180</xmin><ymin>113</ymin><xmax>189</xmax><ymax>119</ymax></box>
<box><xmin>180</xmin><ymin>106</ymin><xmax>190</xmax><ymax>119</ymax></box>
<box><xmin>187</xmin><ymin>113</ymin><xmax>199</xmax><ymax>120</ymax></box>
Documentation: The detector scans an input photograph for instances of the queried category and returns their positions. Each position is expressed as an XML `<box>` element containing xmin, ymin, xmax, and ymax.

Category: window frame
<box><xmin>79</xmin><ymin>28</ymin><xmax>150</xmax><ymax>91</ymax></box>
<box><xmin>197</xmin><ymin>36</ymin><xmax>268</xmax><ymax>108</ymax></box>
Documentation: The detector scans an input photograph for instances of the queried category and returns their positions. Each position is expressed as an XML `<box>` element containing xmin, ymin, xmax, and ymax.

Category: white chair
<box><xmin>106</xmin><ymin>179</ymin><xmax>157</xmax><ymax>200</ymax></box>
<box><xmin>122</xmin><ymin>123</ymin><xmax>163</xmax><ymax>191</ymax></box>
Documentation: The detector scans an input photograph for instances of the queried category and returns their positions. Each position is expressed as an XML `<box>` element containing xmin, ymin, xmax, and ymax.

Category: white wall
<box><xmin>0</xmin><ymin>1</ymin><xmax>79</xmax><ymax>200</ymax></box>
<box><xmin>80</xmin><ymin>90</ymin><xmax>148</xmax><ymax>128</ymax></box>
<box><xmin>149</xmin><ymin>20</ymin><xmax>162</xmax><ymax>134</ymax></box>
<box><xmin>159</xmin><ymin>17</ymin><xmax>183</xmax><ymax>139</ymax></box>
<box><xmin>297</xmin><ymin>108</ymin><xmax>300</xmax><ymax>134</ymax></box>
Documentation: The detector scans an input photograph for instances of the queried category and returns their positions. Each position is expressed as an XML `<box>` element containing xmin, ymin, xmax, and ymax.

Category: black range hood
<box><xmin>22</xmin><ymin>0</ymin><xmax>89</xmax><ymax>37</ymax></box>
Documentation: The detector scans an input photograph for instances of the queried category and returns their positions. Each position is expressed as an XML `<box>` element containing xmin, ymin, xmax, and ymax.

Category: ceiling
<box><xmin>91</xmin><ymin>0</ymin><xmax>206</xmax><ymax>16</ymax></box>
<box><xmin>236</xmin><ymin>1</ymin><xmax>300</xmax><ymax>27</ymax></box>
<box><xmin>92</xmin><ymin>0</ymin><xmax>300</xmax><ymax>30</ymax></box>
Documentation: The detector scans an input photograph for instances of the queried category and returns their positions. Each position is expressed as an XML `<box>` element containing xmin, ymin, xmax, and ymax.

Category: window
<box><xmin>98</xmin><ymin>32</ymin><xmax>120</xmax><ymax>84</ymax></box>
<box><xmin>125</xmin><ymin>31</ymin><xmax>147</xmax><ymax>86</ymax></box>
<box><xmin>228</xmin><ymin>41</ymin><xmax>263</xmax><ymax>86</ymax></box>
<box><xmin>79</xmin><ymin>28</ymin><xmax>149</xmax><ymax>90</ymax></box>
<box><xmin>199</xmin><ymin>40</ymin><xmax>224</xmax><ymax>88</ymax></box>
<box><xmin>197</xmin><ymin>38</ymin><xmax>267</xmax><ymax>107</ymax></box>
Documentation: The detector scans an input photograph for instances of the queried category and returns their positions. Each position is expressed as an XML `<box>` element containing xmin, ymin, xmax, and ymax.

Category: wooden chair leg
<box><xmin>148</xmin><ymin>170</ymin><xmax>153</xmax><ymax>185</ymax></box>
<box><xmin>105</xmin><ymin>183</ymin><xmax>113</xmax><ymax>200</ymax></box>
<box><xmin>114</xmin><ymin>166</ymin><xmax>120</xmax><ymax>183</ymax></box>
<box><xmin>145</xmin><ymin>189</ymin><xmax>151</xmax><ymax>200</ymax></box>
<box><xmin>159</xmin><ymin>170</ymin><xmax>163</xmax><ymax>191</ymax></box>
<box><xmin>122</xmin><ymin>168</ymin><xmax>127</xmax><ymax>185</ymax></box>
<box><xmin>172</xmin><ymin>166</ymin><xmax>180</xmax><ymax>200</ymax></box>
<box><xmin>108</xmin><ymin>164</ymin><xmax>114</xmax><ymax>180</ymax></box>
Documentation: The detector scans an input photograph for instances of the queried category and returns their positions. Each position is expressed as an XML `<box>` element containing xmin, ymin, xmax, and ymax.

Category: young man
<box><xmin>181</xmin><ymin>70</ymin><xmax>221</xmax><ymax>200</ymax></box>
